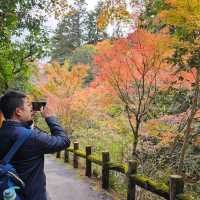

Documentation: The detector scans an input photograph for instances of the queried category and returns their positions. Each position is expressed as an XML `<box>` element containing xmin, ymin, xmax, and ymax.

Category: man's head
<box><xmin>0</xmin><ymin>90</ymin><xmax>33</xmax><ymax>122</ymax></box>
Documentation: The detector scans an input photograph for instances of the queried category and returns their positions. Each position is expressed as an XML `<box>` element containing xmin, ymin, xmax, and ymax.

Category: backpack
<box><xmin>0</xmin><ymin>128</ymin><xmax>31</xmax><ymax>200</ymax></box>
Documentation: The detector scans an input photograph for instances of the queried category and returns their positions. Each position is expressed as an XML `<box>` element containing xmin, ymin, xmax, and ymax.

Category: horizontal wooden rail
<box><xmin>130</xmin><ymin>175</ymin><xmax>169</xmax><ymax>199</ymax></box>
<box><xmin>55</xmin><ymin>142</ymin><xmax>195</xmax><ymax>200</ymax></box>
<box><xmin>67</xmin><ymin>147</ymin><xmax>74</xmax><ymax>152</ymax></box>
<box><xmin>74</xmin><ymin>150</ymin><xmax>86</xmax><ymax>158</ymax></box>
<box><xmin>87</xmin><ymin>155</ymin><xmax>103</xmax><ymax>165</ymax></box>
<box><xmin>176</xmin><ymin>193</ymin><xmax>195</xmax><ymax>200</ymax></box>
<box><xmin>108</xmin><ymin>162</ymin><xmax>128</xmax><ymax>174</ymax></box>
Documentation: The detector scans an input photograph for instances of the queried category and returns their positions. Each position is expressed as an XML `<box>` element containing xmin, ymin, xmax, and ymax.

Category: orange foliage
<box><xmin>94</xmin><ymin>30</ymin><xmax>173</xmax><ymax>113</ymax></box>
<box><xmin>35</xmin><ymin>61</ymin><xmax>88</xmax><ymax>130</ymax></box>
<box><xmin>92</xmin><ymin>29</ymin><xmax>175</xmax><ymax>153</ymax></box>
<box><xmin>41</xmin><ymin>62</ymin><xmax>88</xmax><ymax>99</ymax></box>
<box><xmin>141</xmin><ymin>117</ymin><xmax>179</xmax><ymax>145</ymax></box>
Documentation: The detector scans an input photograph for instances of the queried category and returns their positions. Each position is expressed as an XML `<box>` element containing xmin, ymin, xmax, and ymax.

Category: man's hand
<box><xmin>40</xmin><ymin>104</ymin><xmax>55</xmax><ymax>118</ymax></box>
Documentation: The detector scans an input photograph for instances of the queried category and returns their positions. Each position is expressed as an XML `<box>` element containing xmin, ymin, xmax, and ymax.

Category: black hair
<box><xmin>0</xmin><ymin>90</ymin><xmax>26</xmax><ymax>119</ymax></box>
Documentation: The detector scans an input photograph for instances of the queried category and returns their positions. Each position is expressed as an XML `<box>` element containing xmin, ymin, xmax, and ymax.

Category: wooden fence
<box><xmin>55</xmin><ymin>142</ymin><xmax>194</xmax><ymax>200</ymax></box>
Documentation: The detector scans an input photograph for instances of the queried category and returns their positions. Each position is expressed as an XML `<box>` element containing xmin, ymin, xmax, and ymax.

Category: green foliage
<box><xmin>51</xmin><ymin>0</ymin><xmax>108</xmax><ymax>64</ymax></box>
<box><xmin>0</xmin><ymin>0</ymin><xmax>50</xmax><ymax>93</ymax></box>
<box><xmin>28</xmin><ymin>1</ymin><xmax>200</xmax><ymax>198</ymax></box>
<box><xmin>69</xmin><ymin>45</ymin><xmax>96</xmax><ymax>66</ymax></box>
<box><xmin>33</xmin><ymin>113</ymin><xmax>50</xmax><ymax>133</ymax></box>
<box><xmin>106</xmin><ymin>105</ymin><xmax>122</xmax><ymax>118</ymax></box>
<box><xmin>68</xmin><ymin>45</ymin><xmax>96</xmax><ymax>83</ymax></box>
<box><xmin>51</xmin><ymin>0</ymin><xmax>88</xmax><ymax>63</ymax></box>
<box><xmin>85</xmin><ymin>1</ymin><xmax>108</xmax><ymax>44</ymax></box>
<box><xmin>109</xmin><ymin>171</ymin><xmax>127</xmax><ymax>197</ymax></box>
<box><xmin>176</xmin><ymin>193</ymin><xmax>195</xmax><ymax>200</ymax></box>
<box><xmin>134</xmin><ymin>0</ymin><xmax>168</xmax><ymax>32</ymax></box>
<box><xmin>147</xmin><ymin>89</ymin><xmax>190</xmax><ymax>120</ymax></box>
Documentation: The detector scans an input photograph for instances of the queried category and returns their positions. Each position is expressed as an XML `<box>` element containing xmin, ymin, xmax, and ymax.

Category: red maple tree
<box><xmin>93</xmin><ymin>29</ymin><xmax>172</xmax><ymax>156</ymax></box>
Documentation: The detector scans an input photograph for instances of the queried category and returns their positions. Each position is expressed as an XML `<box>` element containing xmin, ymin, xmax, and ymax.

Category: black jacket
<box><xmin>0</xmin><ymin>116</ymin><xmax>70</xmax><ymax>200</ymax></box>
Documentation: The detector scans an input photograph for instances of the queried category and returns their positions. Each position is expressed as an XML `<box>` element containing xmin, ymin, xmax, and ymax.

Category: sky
<box><xmin>86</xmin><ymin>0</ymin><xmax>98</xmax><ymax>10</ymax></box>
<box><xmin>45</xmin><ymin>0</ymin><xmax>99</xmax><ymax>33</ymax></box>
<box><xmin>45</xmin><ymin>0</ymin><xmax>134</xmax><ymax>38</ymax></box>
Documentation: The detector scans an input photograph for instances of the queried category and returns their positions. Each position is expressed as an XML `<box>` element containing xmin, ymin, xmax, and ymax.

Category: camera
<box><xmin>32</xmin><ymin>101</ymin><xmax>47</xmax><ymax>111</ymax></box>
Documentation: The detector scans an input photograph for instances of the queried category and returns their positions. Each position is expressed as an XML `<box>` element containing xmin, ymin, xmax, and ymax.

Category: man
<box><xmin>0</xmin><ymin>90</ymin><xmax>71</xmax><ymax>200</ymax></box>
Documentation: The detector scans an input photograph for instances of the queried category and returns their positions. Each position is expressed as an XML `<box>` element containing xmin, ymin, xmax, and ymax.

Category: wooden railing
<box><xmin>55</xmin><ymin>142</ymin><xmax>195</xmax><ymax>200</ymax></box>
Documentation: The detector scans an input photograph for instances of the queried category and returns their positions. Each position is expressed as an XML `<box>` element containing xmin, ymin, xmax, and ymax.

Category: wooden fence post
<box><xmin>56</xmin><ymin>151</ymin><xmax>61</xmax><ymax>158</ymax></box>
<box><xmin>73</xmin><ymin>142</ymin><xmax>79</xmax><ymax>168</ymax></box>
<box><xmin>85</xmin><ymin>146</ymin><xmax>92</xmax><ymax>177</ymax></box>
<box><xmin>102</xmin><ymin>151</ymin><xmax>110</xmax><ymax>190</ymax></box>
<box><xmin>127</xmin><ymin>160</ymin><xmax>137</xmax><ymax>200</ymax></box>
<box><xmin>64</xmin><ymin>149</ymin><xmax>69</xmax><ymax>163</ymax></box>
<box><xmin>169</xmin><ymin>175</ymin><xmax>184</xmax><ymax>200</ymax></box>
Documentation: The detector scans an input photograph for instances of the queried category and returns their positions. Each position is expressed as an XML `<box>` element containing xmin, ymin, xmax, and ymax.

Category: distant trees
<box><xmin>51</xmin><ymin>0</ymin><xmax>107</xmax><ymax>63</ymax></box>
<box><xmin>36</xmin><ymin>61</ymin><xmax>88</xmax><ymax>133</ymax></box>
<box><xmin>85</xmin><ymin>1</ymin><xmax>108</xmax><ymax>44</ymax></box>
<box><xmin>68</xmin><ymin>45</ymin><xmax>97</xmax><ymax>84</ymax></box>
<box><xmin>51</xmin><ymin>0</ymin><xmax>87</xmax><ymax>63</ymax></box>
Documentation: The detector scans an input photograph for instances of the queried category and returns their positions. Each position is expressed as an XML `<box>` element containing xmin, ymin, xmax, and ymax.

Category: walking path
<box><xmin>45</xmin><ymin>155</ymin><xmax>113</xmax><ymax>200</ymax></box>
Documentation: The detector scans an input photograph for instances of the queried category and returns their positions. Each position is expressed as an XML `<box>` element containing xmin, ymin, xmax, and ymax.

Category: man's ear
<box><xmin>15</xmin><ymin>107</ymin><xmax>23</xmax><ymax>117</ymax></box>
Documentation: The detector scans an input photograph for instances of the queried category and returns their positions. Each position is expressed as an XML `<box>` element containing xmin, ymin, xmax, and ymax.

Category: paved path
<box><xmin>45</xmin><ymin>155</ymin><xmax>113</xmax><ymax>200</ymax></box>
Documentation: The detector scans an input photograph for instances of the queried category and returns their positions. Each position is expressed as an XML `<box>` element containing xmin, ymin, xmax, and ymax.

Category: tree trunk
<box><xmin>132</xmin><ymin>137</ymin><xmax>137</xmax><ymax>157</ymax></box>
<box><xmin>125</xmin><ymin>105</ymin><xmax>140</xmax><ymax>158</ymax></box>
<box><xmin>132</xmin><ymin>121</ymin><xmax>140</xmax><ymax>158</ymax></box>
<box><xmin>178</xmin><ymin>67</ymin><xmax>200</xmax><ymax>173</ymax></box>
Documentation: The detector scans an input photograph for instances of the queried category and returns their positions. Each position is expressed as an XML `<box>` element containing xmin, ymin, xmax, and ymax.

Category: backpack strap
<box><xmin>2</xmin><ymin>127</ymin><xmax>32</xmax><ymax>164</ymax></box>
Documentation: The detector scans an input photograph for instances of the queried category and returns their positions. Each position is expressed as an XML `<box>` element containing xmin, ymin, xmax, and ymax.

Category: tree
<box><xmin>35</xmin><ymin>61</ymin><xmax>88</xmax><ymax>133</ymax></box>
<box><xmin>131</xmin><ymin>0</ymin><xmax>167</xmax><ymax>31</ymax></box>
<box><xmin>93</xmin><ymin>30</ymin><xmax>172</xmax><ymax>157</ymax></box>
<box><xmin>0</xmin><ymin>0</ymin><xmax>68</xmax><ymax>93</ymax></box>
<box><xmin>96</xmin><ymin>0</ymin><xmax>131</xmax><ymax>32</ymax></box>
<box><xmin>51</xmin><ymin>0</ymin><xmax>88</xmax><ymax>63</ymax></box>
<box><xmin>85</xmin><ymin>1</ymin><xmax>108</xmax><ymax>44</ymax></box>
<box><xmin>154</xmin><ymin>0</ymin><xmax>200</xmax><ymax>173</ymax></box>
<box><xmin>68</xmin><ymin>44</ymin><xmax>96</xmax><ymax>84</ymax></box>
<box><xmin>133</xmin><ymin>0</ymin><xmax>200</xmax><ymax>173</ymax></box>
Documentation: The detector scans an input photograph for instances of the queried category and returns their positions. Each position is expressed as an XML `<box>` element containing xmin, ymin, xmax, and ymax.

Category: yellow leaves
<box><xmin>97</xmin><ymin>9</ymin><xmax>110</xmax><ymax>30</ymax></box>
<box><xmin>69</xmin><ymin>64</ymin><xmax>88</xmax><ymax>87</ymax></box>
<box><xmin>95</xmin><ymin>40</ymin><xmax>113</xmax><ymax>53</ymax></box>
<box><xmin>97</xmin><ymin>3</ymin><xmax>131</xmax><ymax>30</ymax></box>
<box><xmin>33</xmin><ymin>61</ymin><xmax>90</xmax><ymax>128</ymax></box>
<box><xmin>35</xmin><ymin>61</ymin><xmax>88</xmax><ymax>103</ymax></box>
<box><xmin>160</xmin><ymin>0</ymin><xmax>200</xmax><ymax>32</ymax></box>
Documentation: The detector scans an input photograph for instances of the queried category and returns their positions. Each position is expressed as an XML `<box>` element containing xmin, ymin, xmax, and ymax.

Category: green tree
<box><xmin>0</xmin><ymin>0</ymin><xmax>59</xmax><ymax>93</ymax></box>
<box><xmin>69</xmin><ymin>44</ymin><xmax>96</xmax><ymax>84</ymax></box>
<box><xmin>85</xmin><ymin>1</ymin><xmax>108</xmax><ymax>44</ymax></box>
<box><xmin>51</xmin><ymin>0</ymin><xmax>88</xmax><ymax>63</ymax></box>
<box><xmin>133</xmin><ymin>0</ymin><xmax>167</xmax><ymax>32</ymax></box>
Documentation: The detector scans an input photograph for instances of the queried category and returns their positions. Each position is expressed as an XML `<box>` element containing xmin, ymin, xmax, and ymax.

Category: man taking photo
<box><xmin>0</xmin><ymin>90</ymin><xmax>71</xmax><ymax>200</ymax></box>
